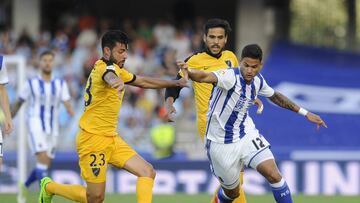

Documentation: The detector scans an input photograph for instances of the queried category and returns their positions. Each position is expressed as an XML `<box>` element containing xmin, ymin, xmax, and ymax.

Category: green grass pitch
<box><xmin>1</xmin><ymin>193</ymin><xmax>359</xmax><ymax>203</ymax></box>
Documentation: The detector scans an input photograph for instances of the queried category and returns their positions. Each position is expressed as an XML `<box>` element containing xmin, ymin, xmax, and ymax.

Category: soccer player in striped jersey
<box><xmin>0</xmin><ymin>55</ymin><xmax>14</xmax><ymax>170</ymax></box>
<box><xmin>11</xmin><ymin>51</ymin><xmax>74</xmax><ymax>188</ymax></box>
<box><xmin>165</xmin><ymin>18</ymin><xmax>262</xmax><ymax>203</ymax></box>
<box><xmin>178</xmin><ymin>44</ymin><xmax>327</xmax><ymax>203</ymax></box>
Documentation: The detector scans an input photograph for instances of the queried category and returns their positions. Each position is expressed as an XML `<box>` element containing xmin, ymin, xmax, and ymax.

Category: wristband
<box><xmin>298</xmin><ymin>107</ymin><xmax>308</xmax><ymax>116</ymax></box>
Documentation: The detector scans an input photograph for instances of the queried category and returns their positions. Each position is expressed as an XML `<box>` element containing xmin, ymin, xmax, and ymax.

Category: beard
<box><xmin>41</xmin><ymin>67</ymin><xmax>52</xmax><ymax>75</ymax></box>
<box><xmin>109</xmin><ymin>52</ymin><xmax>124</xmax><ymax>68</ymax></box>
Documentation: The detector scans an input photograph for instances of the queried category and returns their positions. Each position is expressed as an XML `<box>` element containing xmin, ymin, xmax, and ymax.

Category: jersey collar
<box><xmin>101</xmin><ymin>57</ymin><xmax>114</xmax><ymax>66</ymax></box>
<box><xmin>38</xmin><ymin>73</ymin><xmax>54</xmax><ymax>82</ymax></box>
<box><xmin>101</xmin><ymin>57</ymin><xmax>123</xmax><ymax>69</ymax></box>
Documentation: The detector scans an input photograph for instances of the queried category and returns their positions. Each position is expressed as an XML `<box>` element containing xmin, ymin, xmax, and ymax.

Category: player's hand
<box><xmin>3</xmin><ymin>117</ymin><xmax>13</xmax><ymax>136</ymax></box>
<box><xmin>165</xmin><ymin>102</ymin><xmax>177</xmax><ymax>122</ymax></box>
<box><xmin>254</xmin><ymin>98</ymin><xmax>264</xmax><ymax>114</ymax></box>
<box><xmin>176</xmin><ymin>60</ymin><xmax>189</xmax><ymax>80</ymax></box>
<box><xmin>176</xmin><ymin>77</ymin><xmax>189</xmax><ymax>88</ymax></box>
<box><xmin>306</xmin><ymin>112</ymin><xmax>327</xmax><ymax>130</ymax></box>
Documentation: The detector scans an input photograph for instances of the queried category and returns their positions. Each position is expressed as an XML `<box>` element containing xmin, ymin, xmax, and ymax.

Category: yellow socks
<box><xmin>232</xmin><ymin>185</ymin><xmax>247</xmax><ymax>203</ymax></box>
<box><xmin>46</xmin><ymin>182</ymin><xmax>87</xmax><ymax>203</ymax></box>
<box><xmin>136</xmin><ymin>177</ymin><xmax>154</xmax><ymax>203</ymax></box>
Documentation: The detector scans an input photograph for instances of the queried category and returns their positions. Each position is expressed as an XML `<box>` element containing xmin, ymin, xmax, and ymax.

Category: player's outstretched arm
<box><xmin>268</xmin><ymin>91</ymin><xmax>327</xmax><ymax>129</ymax></box>
<box><xmin>0</xmin><ymin>85</ymin><xmax>13</xmax><ymax>135</ymax></box>
<box><xmin>177</xmin><ymin>61</ymin><xmax>217</xmax><ymax>84</ymax></box>
<box><xmin>129</xmin><ymin>75</ymin><xmax>188</xmax><ymax>89</ymax></box>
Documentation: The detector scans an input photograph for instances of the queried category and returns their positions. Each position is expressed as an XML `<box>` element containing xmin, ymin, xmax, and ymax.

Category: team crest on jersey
<box><xmin>225</xmin><ymin>60</ymin><xmax>232</xmax><ymax>67</ymax></box>
<box><xmin>219</xmin><ymin>70</ymin><xmax>226</xmax><ymax>75</ymax></box>
<box><xmin>92</xmin><ymin>167</ymin><xmax>100</xmax><ymax>176</ymax></box>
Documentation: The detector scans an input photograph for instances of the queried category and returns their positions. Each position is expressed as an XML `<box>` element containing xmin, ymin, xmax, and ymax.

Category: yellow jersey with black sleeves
<box><xmin>79</xmin><ymin>59</ymin><xmax>136</xmax><ymax>136</ymax></box>
<box><xmin>185</xmin><ymin>50</ymin><xmax>239</xmax><ymax>140</ymax></box>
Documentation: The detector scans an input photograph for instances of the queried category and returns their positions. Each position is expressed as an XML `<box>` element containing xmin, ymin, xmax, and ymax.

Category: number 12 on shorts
<box><xmin>252</xmin><ymin>137</ymin><xmax>265</xmax><ymax>150</ymax></box>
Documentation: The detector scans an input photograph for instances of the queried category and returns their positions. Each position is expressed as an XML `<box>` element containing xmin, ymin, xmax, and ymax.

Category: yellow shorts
<box><xmin>76</xmin><ymin>130</ymin><xmax>137</xmax><ymax>183</ymax></box>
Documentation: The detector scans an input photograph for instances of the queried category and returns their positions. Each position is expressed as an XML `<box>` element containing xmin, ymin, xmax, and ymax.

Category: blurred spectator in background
<box><xmin>150</xmin><ymin>106</ymin><xmax>176</xmax><ymax>159</ymax></box>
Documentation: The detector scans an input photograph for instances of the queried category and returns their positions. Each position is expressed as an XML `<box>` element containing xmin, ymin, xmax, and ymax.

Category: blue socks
<box><xmin>270</xmin><ymin>178</ymin><xmax>293</xmax><ymax>203</ymax></box>
<box><xmin>24</xmin><ymin>168</ymin><xmax>37</xmax><ymax>187</ymax></box>
<box><xmin>24</xmin><ymin>163</ymin><xmax>48</xmax><ymax>187</ymax></box>
<box><xmin>217</xmin><ymin>187</ymin><xmax>234</xmax><ymax>203</ymax></box>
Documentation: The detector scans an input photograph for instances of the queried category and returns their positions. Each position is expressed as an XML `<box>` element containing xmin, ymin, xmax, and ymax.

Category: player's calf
<box><xmin>86</xmin><ymin>191</ymin><xmax>104</xmax><ymax>203</ymax></box>
<box><xmin>86</xmin><ymin>182</ymin><xmax>105</xmax><ymax>203</ymax></box>
<box><xmin>217</xmin><ymin>187</ymin><xmax>237</xmax><ymax>203</ymax></box>
<box><xmin>256</xmin><ymin>159</ymin><xmax>293</xmax><ymax>203</ymax></box>
<box><xmin>256</xmin><ymin>159</ymin><xmax>282</xmax><ymax>183</ymax></box>
<box><xmin>223</xmin><ymin>186</ymin><xmax>240</xmax><ymax>199</ymax></box>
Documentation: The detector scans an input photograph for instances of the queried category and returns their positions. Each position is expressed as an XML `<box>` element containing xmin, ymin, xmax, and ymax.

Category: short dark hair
<box><xmin>241</xmin><ymin>44</ymin><xmax>263</xmax><ymax>62</ymax></box>
<box><xmin>39</xmin><ymin>50</ymin><xmax>54</xmax><ymax>59</ymax></box>
<box><xmin>101</xmin><ymin>30</ymin><xmax>129</xmax><ymax>51</ymax></box>
<box><xmin>203</xmin><ymin>18</ymin><xmax>232</xmax><ymax>36</ymax></box>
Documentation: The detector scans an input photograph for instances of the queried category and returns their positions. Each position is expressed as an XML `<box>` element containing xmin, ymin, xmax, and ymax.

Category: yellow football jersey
<box><xmin>79</xmin><ymin>59</ymin><xmax>135</xmax><ymax>136</ymax></box>
<box><xmin>185</xmin><ymin>50</ymin><xmax>239</xmax><ymax>140</ymax></box>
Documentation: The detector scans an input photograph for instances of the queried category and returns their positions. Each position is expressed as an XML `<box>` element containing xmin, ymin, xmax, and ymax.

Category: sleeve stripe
<box><xmin>101</xmin><ymin>69</ymin><xmax>116</xmax><ymax>81</ymax></box>
<box><xmin>258</xmin><ymin>74</ymin><xmax>264</xmax><ymax>90</ymax></box>
<box><xmin>125</xmin><ymin>74</ymin><xmax>136</xmax><ymax>84</ymax></box>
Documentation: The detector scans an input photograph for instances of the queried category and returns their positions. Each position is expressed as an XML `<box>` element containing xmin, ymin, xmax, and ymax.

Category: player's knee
<box><xmin>139</xmin><ymin>164</ymin><xmax>156</xmax><ymax>178</ymax></box>
<box><xmin>36</xmin><ymin>152</ymin><xmax>51</xmax><ymax>165</ymax></box>
<box><xmin>86</xmin><ymin>190</ymin><xmax>105</xmax><ymax>203</ymax></box>
<box><xmin>265</xmin><ymin>170</ymin><xmax>282</xmax><ymax>184</ymax></box>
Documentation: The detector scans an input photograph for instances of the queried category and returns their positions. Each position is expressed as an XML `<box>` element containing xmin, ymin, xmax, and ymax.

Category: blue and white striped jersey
<box><xmin>205</xmin><ymin>67</ymin><xmax>275</xmax><ymax>144</ymax></box>
<box><xmin>0</xmin><ymin>56</ymin><xmax>9</xmax><ymax>85</ymax></box>
<box><xmin>19</xmin><ymin>76</ymin><xmax>71</xmax><ymax>135</ymax></box>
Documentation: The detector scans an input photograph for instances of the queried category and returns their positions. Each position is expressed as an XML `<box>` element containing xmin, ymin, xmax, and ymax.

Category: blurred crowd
<box><xmin>1</xmin><ymin>15</ymin><xmax>206</xmax><ymax>154</ymax></box>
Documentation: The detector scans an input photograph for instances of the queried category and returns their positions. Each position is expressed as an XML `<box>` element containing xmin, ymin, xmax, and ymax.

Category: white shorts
<box><xmin>205</xmin><ymin>132</ymin><xmax>274</xmax><ymax>189</ymax></box>
<box><xmin>0</xmin><ymin>129</ymin><xmax>3</xmax><ymax>157</ymax></box>
<box><xmin>28</xmin><ymin>126</ymin><xmax>58</xmax><ymax>159</ymax></box>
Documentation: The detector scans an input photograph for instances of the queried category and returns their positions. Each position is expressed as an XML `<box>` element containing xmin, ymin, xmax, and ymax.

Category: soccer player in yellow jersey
<box><xmin>165</xmin><ymin>19</ymin><xmax>262</xmax><ymax>203</ymax></box>
<box><xmin>38</xmin><ymin>30</ymin><xmax>188</xmax><ymax>203</ymax></box>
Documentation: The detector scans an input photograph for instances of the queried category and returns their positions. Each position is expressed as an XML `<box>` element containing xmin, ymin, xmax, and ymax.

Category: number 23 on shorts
<box><xmin>89</xmin><ymin>152</ymin><xmax>106</xmax><ymax>168</ymax></box>
<box><xmin>87</xmin><ymin>152</ymin><xmax>107</xmax><ymax>178</ymax></box>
